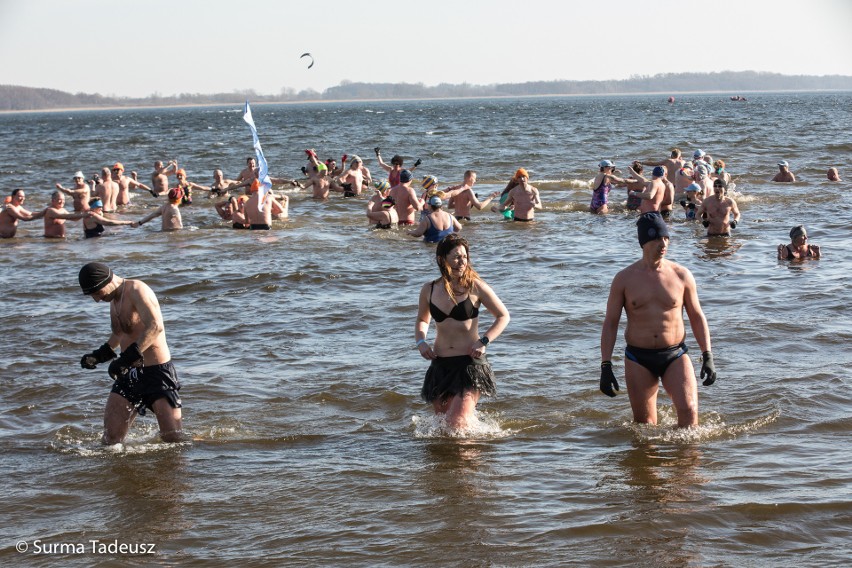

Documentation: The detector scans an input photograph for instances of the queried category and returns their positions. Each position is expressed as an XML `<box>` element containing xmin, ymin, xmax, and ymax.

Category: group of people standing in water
<box><xmin>2</xmin><ymin>141</ymin><xmax>829</xmax><ymax>442</ymax></box>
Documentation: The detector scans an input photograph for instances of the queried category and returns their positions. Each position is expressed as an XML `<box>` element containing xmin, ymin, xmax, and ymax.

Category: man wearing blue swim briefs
<box><xmin>599</xmin><ymin>213</ymin><xmax>717</xmax><ymax>428</ymax></box>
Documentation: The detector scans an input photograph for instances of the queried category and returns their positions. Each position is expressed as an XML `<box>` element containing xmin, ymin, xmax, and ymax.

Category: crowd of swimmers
<box><xmin>1</xmin><ymin>147</ymin><xmax>835</xmax><ymax>257</ymax></box>
<box><xmin>18</xmin><ymin>143</ymin><xmax>832</xmax><ymax>442</ymax></box>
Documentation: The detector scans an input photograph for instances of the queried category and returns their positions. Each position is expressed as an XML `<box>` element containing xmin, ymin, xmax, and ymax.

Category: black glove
<box><xmin>730</xmin><ymin>220</ymin><xmax>737</xmax><ymax>230</ymax></box>
<box><xmin>81</xmin><ymin>343</ymin><xmax>117</xmax><ymax>369</ymax></box>
<box><xmin>374</xmin><ymin>147</ymin><xmax>381</xmax><ymax>156</ymax></box>
<box><xmin>679</xmin><ymin>199</ymin><xmax>687</xmax><ymax>208</ymax></box>
<box><xmin>300</xmin><ymin>166</ymin><xmax>308</xmax><ymax>176</ymax></box>
<box><xmin>600</xmin><ymin>361</ymin><xmax>619</xmax><ymax>397</ymax></box>
<box><xmin>702</xmin><ymin>220</ymin><xmax>710</xmax><ymax>227</ymax></box>
<box><xmin>413</xmin><ymin>159</ymin><xmax>422</xmax><ymax>168</ymax></box>
<box><xmin>107</xmin><ymin>343</ymin><xmax>144</xmax><ymax>381</ymax></box>
<box><xmin>700</xmin><ymin>351</ymin><xmax>716</xmax><ymax>386</ymax></box>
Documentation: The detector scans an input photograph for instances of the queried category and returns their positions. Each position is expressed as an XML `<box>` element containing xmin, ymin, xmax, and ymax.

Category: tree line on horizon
<box><xmin>2</xmin><ymin>71</ymin><xmax>851</xmax><ymax>111</ymax></box>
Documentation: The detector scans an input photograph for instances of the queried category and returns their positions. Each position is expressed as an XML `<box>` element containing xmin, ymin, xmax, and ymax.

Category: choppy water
<box><xmin>1</xmin><ymin>93</ymin><xmax>851</xmax><ymax>567</ymax></box>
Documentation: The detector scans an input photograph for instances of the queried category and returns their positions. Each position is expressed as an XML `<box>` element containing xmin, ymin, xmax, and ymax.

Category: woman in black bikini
<box><xmin>414</xmin><ymin>234</ymin><xmax>510</xmax><ymax>432</ymax></box>
<box><xmin>778</xmin><ymin>225</ymin><xmax>821</xmax><ymax>260</ymax></box>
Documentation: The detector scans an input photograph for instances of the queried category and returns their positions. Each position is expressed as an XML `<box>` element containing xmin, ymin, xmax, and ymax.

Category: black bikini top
<box><xmin>429</xmin><ymin>281</ymin><xmax>479</xmax><ymax>322</ymax></box>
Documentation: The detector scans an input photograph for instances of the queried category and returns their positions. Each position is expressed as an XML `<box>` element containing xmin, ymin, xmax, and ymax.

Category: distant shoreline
<box><xmin>2</xmin><ymin>88</ymin><xmax>850</xmax><ymax>116</ymax></box>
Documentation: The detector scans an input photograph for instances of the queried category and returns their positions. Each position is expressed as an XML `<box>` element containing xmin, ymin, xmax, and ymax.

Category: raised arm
<box><xmin>627</xmin><ymin>166</ymin><xmax>648</xmax><ymax>183</ymax></box>
<box><xmin>375</xmin><ymin>153</ymin><xmax>393</xmax><ymax>173</ymax></box>
<box><xmin>55</xmin><ymin>183</ymin><xmax>80</xmax><ymax>198</ymax></box>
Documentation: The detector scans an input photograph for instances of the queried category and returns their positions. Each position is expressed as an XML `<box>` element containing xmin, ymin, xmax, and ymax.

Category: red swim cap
<box><xmin>168</xmin><ymin>187</ymin><xmax>184</xmax><ymax>202</ymax></box>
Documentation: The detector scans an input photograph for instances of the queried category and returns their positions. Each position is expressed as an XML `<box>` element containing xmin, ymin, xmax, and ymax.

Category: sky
<box><xmin>1</xmin><ymin>0</ymin><xmax>850</xmax><ymax>98</ymax></box>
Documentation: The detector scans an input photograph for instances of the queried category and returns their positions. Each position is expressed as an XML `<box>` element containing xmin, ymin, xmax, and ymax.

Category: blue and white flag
<box><xmin>242</xmin><ymin>101</ymin><xmax>273</xmax><ymax>211</ymax></box>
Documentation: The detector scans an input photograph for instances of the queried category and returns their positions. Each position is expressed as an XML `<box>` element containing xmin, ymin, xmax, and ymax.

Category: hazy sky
<box><xmin>1</xmin><ymin>0</ymin><xmax>850</xmax><ymax>98</ymax></box>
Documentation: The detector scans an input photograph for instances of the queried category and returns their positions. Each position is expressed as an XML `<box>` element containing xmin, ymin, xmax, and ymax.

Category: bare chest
<box><xmin>110</xmin><ymin>299</ymin><xmax>141</xmax><ymax>336</ymax></box>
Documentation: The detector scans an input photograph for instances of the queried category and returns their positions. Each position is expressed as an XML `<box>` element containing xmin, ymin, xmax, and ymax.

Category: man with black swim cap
<box><xmin>78</xmin><ymin>262</ymin><xmax>183</xmax><ymax>444</ymax></box>
<box><xmin>599</xmin><ymin>212</ymin><xmax>717</xmax><ymax>428</ymax></box>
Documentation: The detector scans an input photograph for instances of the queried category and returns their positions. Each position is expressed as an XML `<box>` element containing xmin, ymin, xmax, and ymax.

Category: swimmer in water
<box><xmin>698</xmin><ymin>179</ymin><xmax>741</xmax><ymax>237</ymax></box>
<box><xmin>136</xmin><ymin>187</ymin><xmax>184</xmax><ymax>231</ymax></box>
<box><xmin>772</xmin><ymin>161</ymin><xmax>796</xmax><ymax>183</ymax></box>
<box><xmin>777</xmin><ymin>225</ymin><xmax>821</xmax><ymax>260</ymax></box>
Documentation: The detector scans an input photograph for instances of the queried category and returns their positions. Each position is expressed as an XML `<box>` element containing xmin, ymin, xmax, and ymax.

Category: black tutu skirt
<box><xmin>421</xmin><ymin>355</ymin><xmax>496</xmax><ymax>403</ymax></box>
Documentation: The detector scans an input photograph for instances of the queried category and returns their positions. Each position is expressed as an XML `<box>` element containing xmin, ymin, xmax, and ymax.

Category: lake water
<box><xmin>1</xmin><ymin>93</ymin><xmax>850</xmax><ymax>567</ymax></box>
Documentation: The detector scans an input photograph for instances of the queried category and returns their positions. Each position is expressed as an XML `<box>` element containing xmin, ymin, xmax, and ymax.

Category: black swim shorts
<box><xmin>111</xmin><ymin>361</ymin><xmax>182</xmax><ymax>416</ymax></box>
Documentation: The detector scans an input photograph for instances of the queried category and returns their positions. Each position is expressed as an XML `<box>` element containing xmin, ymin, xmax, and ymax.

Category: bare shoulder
<box><xmin>615</xmin><ymin>260</ymin><xmax>643</xmax><ymax>280</ymax></box>
<box><xmin>127</xmin><ymin>279</ymin><xmax>157</xmax><ymax>300</ymax></box>
<box><xmin>669</xmin><ymin>261</ymin><xmax>696</xmax><ymax>284</ymax></box>
<box><xmin>472</xmin><ymin>278</ymin><xmax>494</xmax><ymax>296</ymax></box>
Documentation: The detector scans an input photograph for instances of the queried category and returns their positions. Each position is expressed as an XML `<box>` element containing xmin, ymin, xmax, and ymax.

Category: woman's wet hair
<box><xmin>391</xmin><ymin>155</ymin><xmax>403</xmax><ymax>166</ymax></box>
<box><xmin>632</xmin><ymin>161</ymin><xmax>643</xmax><ymax>173</ymax></box>
<box><xmin>436</xmin><ymin>233</ymin><xmax>467</xmax><ymax>262</ymax></box>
